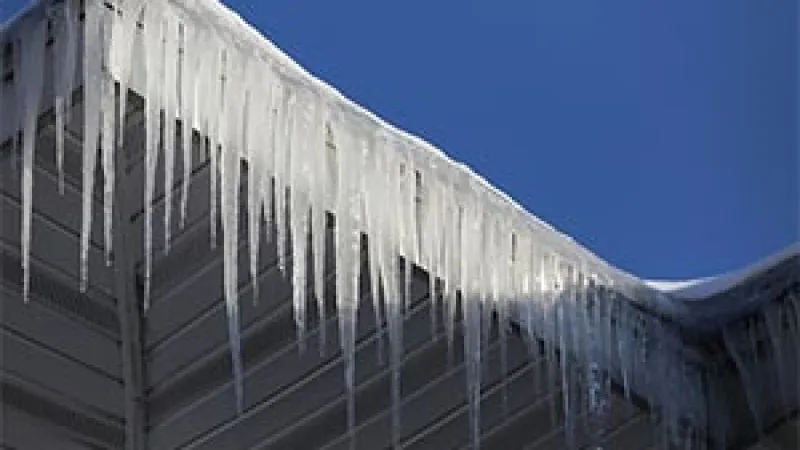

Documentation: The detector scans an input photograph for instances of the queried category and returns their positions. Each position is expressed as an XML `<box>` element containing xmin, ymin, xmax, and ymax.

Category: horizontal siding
<box><xmin>1</xmin><ymin>50</ymin><xmax>127</xmax><ymax>449</ymax></box>
<box><xmin>1</xmin><ymin>407</ymin><xmax>101</xmax><ymax>450</ymax></box>
<box><xmin>2</xmin><ymin>375</ymin><xmax>125</xmax><ymax>449</ymax></box>
<box><xmin>1</xmin><ymin>327</ymin><xmax>124</xmax><ymax>421</ymax></box>
<box><xmin>0</xmin><ymin>175</ymin><xmax>116</xmax><ymax>299</ymax></box>
<box><xmin>1</xmin><ymin>285</ymin><xmax>121</xmax><ymax>378</ymax></box>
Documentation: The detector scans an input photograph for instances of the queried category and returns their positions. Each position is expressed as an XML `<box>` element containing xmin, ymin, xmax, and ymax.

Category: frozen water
<box><xmin>19</xmin><ymin>14</ymin><xmax>46</xmax><ymax>303</ymax></box>
<box><xmin>6</xmin><ymin>2</ymin><xmax>796</xmax><ymax>449</ymax></box>
<box><xmin>80</xmin><ymin>1</ymin><xmax>102</xmax><ymax>294</ymax></box>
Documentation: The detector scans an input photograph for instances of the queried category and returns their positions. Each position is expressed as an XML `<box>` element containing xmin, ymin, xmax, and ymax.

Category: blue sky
<box><xmin>2</xmin><ymin>0</ymin><xmax>797</xmax><ymax>279</ymax></box>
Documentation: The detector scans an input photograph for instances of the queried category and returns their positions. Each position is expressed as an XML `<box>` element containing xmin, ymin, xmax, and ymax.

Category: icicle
<box><xmin>143</xmin><ymin>8</ymin><xmax>165</xmax><ymax>310</ymax></box>
<box><xmin>399</xmin><ymin>152</ymin><xmax>417</xmax><ymax>313</ymax></box>
<box><xmin>332</xmin><ymin>119</ymin><xmax>364</xmax><ymax>448</ymax></box>
<box><xmin>617</xmin><ymin>301</ymin><xmax>632</xmax><ymax>400</ymax></box>
<box><xmin>541</xmin><ymin>254</ymin><xmax>560</xmax><ymax>427</ymax></box>
<box><xmin>52</xmin><ymin>0</ymin><xmax>78</xmax><ymax>196</ymax></box>
<box><xmin>178</xmin><ymin>23</ymin><xmax>194</xmax><ymax>229</ymax></box>
<box><xmin>217</xmin><ymin>44</ymin><xmax>248</xmax><ymax>412</ymax></box>
<box><xmin>525</xmin><ymin>234</ymin><xmax>544</xmax><ymax>395</ymax></box>
<box><xmin>363</xmin><ymin>133</ymin><xmax>385</xmax><ymax>363</ymax></box>
<box><xmin>587</xmin><ymin>275</ymin><xmax>610</xmax><ymax>450</ymax></box>
<box><xmin>723</xmin><ymin>322</ymin><xmax>764</xmax><ymax>436</ymax></box>
<box><xmin>463</xmin><ymin>187</ymin><xmax>484</xmax><ymax>450</ymax></box>
<box><xmin>101</xmin><ymin>73</ymin><xmax>114</xmax><ymax>266</ymax></box>
<box><xmin>380</xmin><ymin>145</ymin><xmax>404</xmax><ymax>449</ymax></box>
<box><xmin>364</xmin><ymin>135</ymin><xmax>403</xmax><ymax>443</ymax></box>
<box><xmin>244</xmin><ymin>65</ymin><xmax>263</xmax><ymax>304</ymax></box>
<box><xmin>108</xmin><ymin>0</ymin><xmax>145</xmax><ymax>150</ymax></box>
<box><xmin>98</xmin><ymin>1</ymin><xmax>117</xmax><ymax>268</ymax></box>
<box><xmin>556</xmin><ymin>258</ymin><xmax>577</xmax><ymax>449</ymax></box>
<box><xmin>259</xmin><ymin>76</ymin><xmax>278</xmax><ymax>249</ymax></box>
<box><xmin>161</xmin><ymin>17</ymin><xmax>179</xmax><ymax>254</ymax></box>
<box><xmin>387</xmin><ymin>291</ymin><xmax>403</xmax><ymax>450</ymax></box>
<box><xmin>19</xmin><ymin>16</ymin><xmax>47</xmax><ymax>303</ymax></box>
<box><xmin>478</xmin><ymin>209</ymin><xmax>492</xmax><ymax>356</ymax></box>
<box><xmin>187</xmin><ymin>27</ymin><xmax>214</xmax><ymax>244</ymax></box>
<box><xmin>423</xmin><ymin>167</ymin><xmax>442</xmax><ymax>341</ymax></box>
<box><xmin>80</xmin><ymin>2</ymin><xmax>103</xmax><ymax>294</ymax></box>
<box><xmin>207</xmin><ymin>41</ymin><xmax>224</xmax><ymax>251</ymax></box>
<box><xmin>220</xmin><ymin>107</ymin><xmax>244</xmax><ymax>413</ymax></box>
<box><xmin>444</xmin><ymin>186</ymin><xmax>461</xmax><ymax>365</ymax></box>
<box><xmin>253</xmin><ymin>66</ymin><xmax>279</xmax><ymax>308</ymax></box>
<box><xmin>310</xmin><ymin>98</ymin><xmax>329</xmax><ymax>351</ymax></box>
<box><xmin>289</xmin><ymin>90</ymin><xmax>313</xmax><ymax>352</ymax></box>
<box><xmin>273</xmin><ymin>85</ymin><xmax>291</xmax><ymax>275</ymax></box>
<box><xmin>497</xmin><ymin>227</ymin><xmax>512</xmax><ymax>415</ymax></box>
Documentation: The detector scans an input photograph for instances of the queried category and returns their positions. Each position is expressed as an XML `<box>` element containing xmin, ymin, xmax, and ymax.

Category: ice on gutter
<box><xmin>1</xmin><ymin>1</ymin><xmax>790</xmax><ymax>449</ymax></box>
<box><xmin>647</xmin><ymin>243</ymin><xmax>799</xmax><ymax>300</ymax></box>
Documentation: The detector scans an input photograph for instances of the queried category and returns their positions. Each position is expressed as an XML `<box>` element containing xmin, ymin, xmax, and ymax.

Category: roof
<box><xmin>647</xmin><ymin>243</ymin><xmax>799</xmax><ymax>300</ymax></box>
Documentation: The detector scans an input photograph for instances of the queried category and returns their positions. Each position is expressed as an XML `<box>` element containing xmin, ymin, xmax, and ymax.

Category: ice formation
<box><xmin>1</xmin><ymin>1</ymin><xmax>796</xmax><ymax>449</ymax></box>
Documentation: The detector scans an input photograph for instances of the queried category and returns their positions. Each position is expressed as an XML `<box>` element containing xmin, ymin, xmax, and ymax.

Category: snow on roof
<box><xmin>169</xmin><ymin>0</ymin><xmax>621</xmax><ymax>274</ymax></box>
<box><xmin>647</xmin><ymin>243</ymin><xmax>799</xmax><ymax>300</ymax></box>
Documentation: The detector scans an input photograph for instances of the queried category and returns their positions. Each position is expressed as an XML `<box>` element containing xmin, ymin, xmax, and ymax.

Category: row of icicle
<box><xmin>5</xmin><ymin>1</ymin><xmax>792</xmax><ymax>448</ymax></box>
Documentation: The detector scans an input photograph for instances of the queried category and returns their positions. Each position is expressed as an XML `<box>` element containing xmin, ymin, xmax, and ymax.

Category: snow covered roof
<box><xmin>647</xmin><ymin>243</ymin><xmax>799</xmax><ymax>300</ymax></box>
<box><xmin>1</xmin><ymin>1</ymin><xmax>797</xmax><ymax>449</ymax></box>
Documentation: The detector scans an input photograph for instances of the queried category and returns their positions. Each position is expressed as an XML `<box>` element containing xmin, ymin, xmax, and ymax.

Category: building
<box><xmin>1</xmin><ymin>1</ymin><xmax>798</xmax><ymax>449</ymax></box>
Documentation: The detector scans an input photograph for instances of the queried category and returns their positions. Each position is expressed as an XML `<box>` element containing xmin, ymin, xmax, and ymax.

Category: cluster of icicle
<box><xmin>1</xmin><ymin>1</ymin><xmax>714</xmax><ymax>448</ymax></box>
<box><xmin>720</xmin><ymin>290</ymin><xmax>800</xmax><ymax>447</ymax></box>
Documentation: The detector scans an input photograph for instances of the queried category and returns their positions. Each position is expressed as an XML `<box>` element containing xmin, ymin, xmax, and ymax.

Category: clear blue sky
<box><xmin>3</xmin><ymin>0</ymin><xmax>797</xmax><ymax>279</ymax></box>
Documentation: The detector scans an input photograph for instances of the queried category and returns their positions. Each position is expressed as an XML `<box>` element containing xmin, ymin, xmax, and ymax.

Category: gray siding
<box><xmin>1</xmin><ymin>94</ymin><xmax>126</xmax><ymax>448</ymax></box>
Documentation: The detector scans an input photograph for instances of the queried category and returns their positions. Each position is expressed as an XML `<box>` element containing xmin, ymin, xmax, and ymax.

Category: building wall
<box><xmin>1</xmin><ymin>95</ymin><xmax>126</xmax><ymax>448</ymax></box>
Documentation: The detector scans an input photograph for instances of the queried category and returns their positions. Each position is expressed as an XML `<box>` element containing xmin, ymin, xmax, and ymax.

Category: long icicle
<box><xmin>363</xmin><ymin>133</ymin><xmax>384</xmax><ymax>364</ymax></box>
<box><xmin>274</xmin><ymin>85</ymin><xmax>290</xmax><ymax>277</ymax></box>
<box><xmin>333</xmin><ymin>118</ymin><xmax>363</xmax><ymax>449</ymax></box>
<box><xmin>19</xmin><ymin>16</ymin><xmax>47</xmax><ymax>303</ymax></box>
<box><xmin>142</xmin><ymin>6</ymin><xmax>165</xmax><ymax>311</ymax></box>
<box><xmin>289</xmin><ymin>90</ymin><xmax>312</xmax><ymax>353</ymax></box>
<box><xmin>162</xmin><ymin>18</ymin><xmax>179</xmax><ymax>254</ymax></box>
<box><xmin>80</xmin><ymin>1</ymin><xmax>103</xmax><ymax>294</ymax></box>
<box><xmin>311</xmin><ymin>96</ymin><xmax>329</xmax><ymax>353</ymax></box>
<box><xmin>100</xmin><ymin>69</ymin><xmax>114</xmax><ymax>267</ymax></box>
<box><xmin>178</xmin><ymin>22</ymin><xmax>194</xmax><ymax>230</ymax></box>
<box><xmin>219</xmin><ymin>47</ymin><xmax>246</xmax><ymax>414</ymax></box>
<box><xmin>208</xmin><ymin>41</ymin><xmax>222</xmax><ymax>251</ymax></box>
<box><xmin>245</xmin><ymin>64</ymin><xmax>262</xmax><ymax>304</ymax></box>
<box><xmin>463</xmin><ymin>186</ymin><xmax>483</xmax><ymax>450</ymax></box>
<box><xmin>378</xmin><ymin>140</ymin><xmax>404</xmax><ymax>449</ymax></box>
<box><xmin>220</xmin><ymin>111</ymin><xmax>245</xmax><ymax>413</ymax></box>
